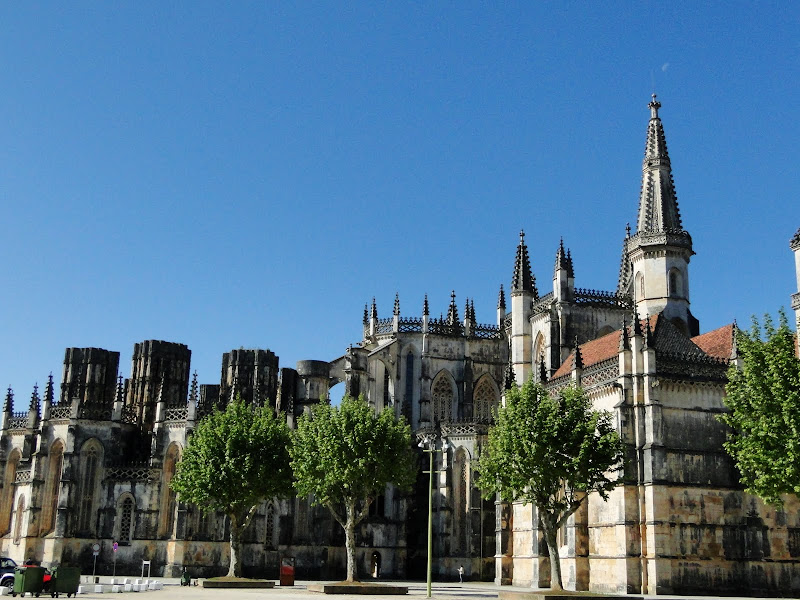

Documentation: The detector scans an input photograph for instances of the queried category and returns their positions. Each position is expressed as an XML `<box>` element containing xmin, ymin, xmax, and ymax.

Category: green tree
<box><xmin>721</xmin><ymin>311</ymin><xmax>800</xmax><ymax>505</ymax></box>
<box><xmin>170</xmin><ymin>398</ymin><xmax>293</xmax><ymax>577</ymax></box>
<box><xmin>290</xmin><ymin>395</ymin><xmax>416</xmax><ymax>582</ymax></box>
<box><xmin>476</xmin><ymin>380</ymin><xmax>624</xmax><ymax>590</ymax></box>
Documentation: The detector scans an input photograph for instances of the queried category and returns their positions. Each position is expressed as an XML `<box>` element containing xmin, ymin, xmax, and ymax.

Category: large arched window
<box><xmin>159</xmin><ymin>443</ymin><xmax>180</xmax><ymax>538</ymax></box>
<box><xmin>13</xmin><ymin>496</ymin><xmax>25</xmax><ymax>544</ymax></box>
<box><xmin>431</xmin><ymin>373</ymin><xmax>454</xmax><ymax>423</ymax></box>
<box><xmin>116</xmin><ymin>494</ymin><xmax>135</xmax><ymax>543</ymax></box>
<box><xmin>452</xmin><ymin>448</ymin><xmax>469</xmax><ymax>553</ymax></box>
<box><xmin>472</xmin><ymin>376</ymin><xmax>499</xmax><ymax>421</ymax></box>
<box><xmin>405</xmin><ymin>353</ymin><xmax>414</xmax><ymax>405</ymax></box>
<box><xmin>77</xmin><ymin>440</ymin><xmax>103</xmax><ymax>535</ymax></box>
<box><xmin>0</xmin><ymin>450</ymin><xmax>21</xmax><ymax>535</ymax></box>
<box><xmin>40</xmin><ymin>440</ymin><xmax>64</xmax><ymax>535</ymax></box>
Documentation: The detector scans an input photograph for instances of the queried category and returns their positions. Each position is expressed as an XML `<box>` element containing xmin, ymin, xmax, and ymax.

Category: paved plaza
<box><xmin>54</xmin><ymin>577</ymin><xmax>788</xmax><ymax>600</ymax></box>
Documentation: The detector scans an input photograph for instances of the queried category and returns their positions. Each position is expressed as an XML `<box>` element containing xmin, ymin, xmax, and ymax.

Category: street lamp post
<box><xmin>418</xmin><ymin>434</ymin><xmax>450</xmax><ymax>598</ymax></box>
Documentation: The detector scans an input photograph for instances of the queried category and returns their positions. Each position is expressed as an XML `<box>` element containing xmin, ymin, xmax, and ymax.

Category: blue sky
<box><xmin>1</xmin><ymin>3</ymin><xmax>798</xmax><ymax>401</ymax></box>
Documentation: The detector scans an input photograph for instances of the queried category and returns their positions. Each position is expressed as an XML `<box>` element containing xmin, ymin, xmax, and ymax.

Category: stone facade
<box><xmin>0</xmin><ymin>96</ymin><xmax>797</xmax><ymax>593</ymax></box>
<box><xmin>496</xmin><ymin>96</ymin><xmax>800</xmax><ymax>595</ymax></box>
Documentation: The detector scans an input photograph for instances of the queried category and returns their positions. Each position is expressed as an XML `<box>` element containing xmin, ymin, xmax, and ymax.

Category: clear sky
<box><xmin>1</xmin><ymin>2</ymin><xmax>798</xmax><ymax>402</ymax></box>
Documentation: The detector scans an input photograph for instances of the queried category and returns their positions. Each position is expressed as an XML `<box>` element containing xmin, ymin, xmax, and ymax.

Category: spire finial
<box><xmin>370</xmin><ymin>297</ymin><xmax>377</xmax><ymax>320</ymax></box>
<box><xmin>30</xmin><ymin>383</ymin><xmax>40</xmax><ymax>414</ymax></box>
<box><xmin>4</xmin><ymin>387</ymin><xmax>12</xmax><ymax>413</ymax></box>
<box><xmin>572</xmin><ymin>337</ymin><xmax>584</xmax><ymax>370</ymax></box>
<box><xmin>189</xmin><ymin>371</ymin><xmax>198</xmax><ymax>404</ymax></box>
<box><xmin>620</xmin><ymin>315</ymin><xmax>630</xmax><ymax>351</ymax></box>
<box><xmin>633</xmin><ymin>310</ymin><xmax>643</xmax><ymax>336</ymax></box>
<box><xmin>497</xmin><ymin>284</ymin><xmax>506</xmax><ymax>310</ymax></box>
<box><xmin>649</xmin><ymin>93</ymin><xmax>661</xmax><ymax>119</ymax></box>
<box><xmin>625</xmin><ymin>222</ymin><xmax>631</xmax><ymax>238</ymax></box>
<box><xmin>44</xmin><ymin>373</ymin><xmax>55</xmax><ymax>405</ymax></box>
<box><xmin>115</xmin><ymin>375</ymin><xmax>124</xmax><ymax>404</ymax></box>
<box><xmin>393</xmin><ymin>293</ymin><xmax>400</xmax><ymax>317</ymax></box>
<box><xmin>503</xmin><ymin>352</ymin><xmax>516</xmax><ymax>390</ymax></box>
<box><xmin>363</xmin><ymin>304</ymin><xmax>368</xmax><ymax>326</ymax></box>
<box><xmin>423</xmin><ymin>294</ymin><xmax>429</xmax><ymax>317</ymax></box>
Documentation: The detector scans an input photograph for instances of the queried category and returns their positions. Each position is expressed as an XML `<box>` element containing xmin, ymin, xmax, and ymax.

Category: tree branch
<box><xmin>326</xmin><ymin>501</ymin><xmax>345</xmax><ymax>528</ymax></box>
<box><xmin>353</xmin><ymin>496</ymin><xmax>374</xmax><ymax>526</ymax></box>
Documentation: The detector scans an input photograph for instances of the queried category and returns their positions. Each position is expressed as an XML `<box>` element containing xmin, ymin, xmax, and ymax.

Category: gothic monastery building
<box><xmin>2</xmin><ymin>97</ymin><xmax>799</xmax><ymax>595</ymax></box>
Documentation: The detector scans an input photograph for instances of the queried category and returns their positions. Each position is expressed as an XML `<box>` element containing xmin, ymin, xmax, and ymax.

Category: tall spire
<box><xmin>370</xmin><ymin>298</ymin><xmax>377</xmax><ymax>320</ymax></box>
<box><xmin>422</xmin><ymin>294</ymin><xmax>429</xmax><ymax>317</ymax></box>
<box><xmin>497</xmin><ymin>284</ymin><xmax>506</xmax><ymax>310</ymax></box>
<box><xmin>636</xmin><ymin>94</ymin><xmax>683</xmax><ymax>234</ymax></box>
<box><xmin>512</xmin><ymin>231</ymin><xmax>537</xmax><ymax>296</ymax></box>
<box><xmin>393</xmin><ymin>293</ymin><xmax>400</xmax><ymax>317</ymax></box>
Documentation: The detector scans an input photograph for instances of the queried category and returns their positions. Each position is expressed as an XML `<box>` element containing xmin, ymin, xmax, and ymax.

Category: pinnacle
<box><xmin>512</xmin><ymin>230</ymin><xmax>537</xmax><ymax>295</ymax></box>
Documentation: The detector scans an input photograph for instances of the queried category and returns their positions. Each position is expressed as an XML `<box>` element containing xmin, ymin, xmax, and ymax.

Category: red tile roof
<box><xmin>691</xmin><ymin>323</ymin><xmax>735</xmax><ymax>360</ymax></box>
<box><xmin>551</xmin><ymin>316</ymin><xmax>736</xmax><ymax>379</ymax></box>
<box><xmin>552</xmin><ymin>316</ymin><xmax>660</xmax><ymax>378</ymax></box>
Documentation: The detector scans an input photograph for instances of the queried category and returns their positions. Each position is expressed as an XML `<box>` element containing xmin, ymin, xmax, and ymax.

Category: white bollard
<box><xmin>95</xmin><ymin>584</ymin><xmax>104</xmax><ymax>593</ymax></box>
<box><xmin>124</xmin><ymin>584</ymin><xmax>132</xmax><ymax>592</ymax></box>
<box><xmin>0</xmin><ymin>587</ymin><xmax>8</xmax><ymax>596</ymax></box>
<box><xmin>77</xmin><ymin>585</ymin><xmax>86</xmax><ymax>594</ymax></box>
<box><xmin>111</xmin><ymin>585</ymin><xmax>122</xmax><ymax>593</ymax></box>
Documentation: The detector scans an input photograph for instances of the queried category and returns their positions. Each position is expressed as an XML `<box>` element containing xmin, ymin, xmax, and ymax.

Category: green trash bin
<box><xmin>12</xmin><ymin>566</ymin><xmax>45</xmax><ymax>597</ymax></box>
<box><xmin>49</xmin><ymin>567</ymin><xmax>80</xmax><ymax>598</ymax></box>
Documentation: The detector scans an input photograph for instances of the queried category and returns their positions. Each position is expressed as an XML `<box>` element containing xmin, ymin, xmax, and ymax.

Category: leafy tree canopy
<box><xmin>290</xmin><ymin>395</ymin><xmax>416</xmax><ymax>581</ymax></box>
<box><xmin>721</xmin><ymin>311</ymin><xmax>800</xmax><ymax>505</ymax></box>
<box><xmin>476</xmin><ymin>380</ymin><xmax>624</xmax><ymax>590</ymax></box>
<box><xmin>170</xmin><ymin>398</ymin><xmax>293</xmax><ymax>576</ymax></box>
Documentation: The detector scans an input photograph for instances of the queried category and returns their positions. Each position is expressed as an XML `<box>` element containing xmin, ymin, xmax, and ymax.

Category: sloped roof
<box><xmin>552</xmin><ymin>315</ymin><xmax>731</xmax><ymax>378</ymax></box>
<box><xmin>691</xmin><ymin>323</ymin><xmax>735</xmax><ymax>360</ymax></box>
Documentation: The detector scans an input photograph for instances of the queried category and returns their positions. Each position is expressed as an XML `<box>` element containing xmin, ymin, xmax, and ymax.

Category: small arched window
<box><xmin>265</xmin><ymin>503</ymin><xmax>275</xmax><ymax>547</ymax></box>
<box><xmin>473</xmin><ymin>377</ymin><xmax>499</xmax><ymax>421</ymax></box>
<box><xmin>431</xmin><ymin>374</ymin><xmax>454</xmax><ymax>423</ymax></box>
<box><xmin>117</xmin><ymin>495</ymin><xmax>135</xmax><ymax>543</ymax></box>
<box><xmin>669</xmin><ymin>269</ymin><xmax>682</xmax><ymax>298</ymax></box>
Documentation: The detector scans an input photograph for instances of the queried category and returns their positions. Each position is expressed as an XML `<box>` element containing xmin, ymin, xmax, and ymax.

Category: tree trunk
<box><xmin>345</xmin><ymin>499</ymin><xmax>358</xmax><ymax>582</ymax></box>
<box><xmin>541</xmin><ymin>517</ymin><xmax>563</xmax><ymax>591</ymax></box>
<box><xmin>228</xmin><ymin>513</ymin><xmax>243</xmax><ymax>578</ymax></box>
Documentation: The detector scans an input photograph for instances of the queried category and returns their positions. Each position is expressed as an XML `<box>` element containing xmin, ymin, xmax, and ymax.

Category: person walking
<box><xmin>458</xmin><ymin>565</ymin><xmax>464</xmax><ymax>583</ymax></box>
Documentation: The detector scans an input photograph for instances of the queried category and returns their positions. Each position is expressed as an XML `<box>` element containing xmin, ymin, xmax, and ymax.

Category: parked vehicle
<box><xmin>1</xmin><ymin>558</ymin><xmax>18</xmax><ymax>591</ymax></box>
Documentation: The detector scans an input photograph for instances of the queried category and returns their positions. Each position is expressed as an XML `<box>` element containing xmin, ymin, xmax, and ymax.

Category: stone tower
<box><xmin>510</xmin><ymin>231</ymin><xmax>535</xmax><ymax>383</ymax></box>
<box><xmin>125</xmin><ymin>340</ymin><xmax>191</xmax><ymax>432</ymax></box>
<box><xmin>618</xmin><ymin>94</ymin><xmax>698</xmax><ymax>336</ymax></box>
<box><xmin>59</xmin><ymin>347</ymin><xmax>120</xmax><ymax>418</ymax></box>
<box><xmin>219</xmin><ymin>349</ymin><xmax>279</xmax><ymax>407</ymax></box>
